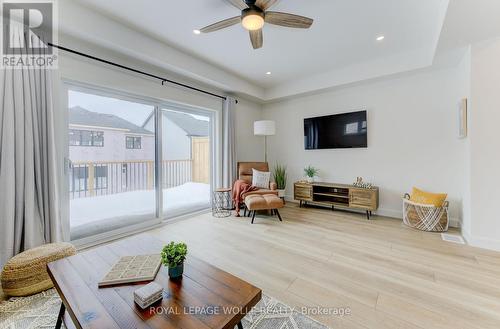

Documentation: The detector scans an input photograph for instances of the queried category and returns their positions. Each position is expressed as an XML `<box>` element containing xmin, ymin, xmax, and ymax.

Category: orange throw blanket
<box><xmin>232</xmin><ymin>179</ymin><xmax>257</xmax><ymax>217</ymax></box>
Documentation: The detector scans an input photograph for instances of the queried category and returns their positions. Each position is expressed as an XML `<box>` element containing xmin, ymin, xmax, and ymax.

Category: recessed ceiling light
<box><xmin>266</xmin><ymin>71</ymin><xmax>272</xmax><ymax>75</ymax></box>
<box><xmin>193</xmin><ymin>29</ymin><xmax>201</xmax><ymax>35</ymax></box>
<box><xmin>376</xmin><ymin>35</ymin><xmax>385</xmax><ymax>41</ymax></box>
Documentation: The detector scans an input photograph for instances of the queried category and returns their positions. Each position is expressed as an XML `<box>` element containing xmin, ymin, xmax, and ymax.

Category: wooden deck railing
<box><xmin>70</xmin><ymin>159</ymin><xmax>193</xmax><ymax>199</ymax></box>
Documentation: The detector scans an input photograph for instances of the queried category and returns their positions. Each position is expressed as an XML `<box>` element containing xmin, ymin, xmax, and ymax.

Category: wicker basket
<box><xmin>402</xmin><ymin>194</ymin><xmax>449</xmax><ymax>232</ymax></box>
<box><xmin>1</xmin><ymin>242</ymin><xmax>76</xmax><ymax>297</ymax></box>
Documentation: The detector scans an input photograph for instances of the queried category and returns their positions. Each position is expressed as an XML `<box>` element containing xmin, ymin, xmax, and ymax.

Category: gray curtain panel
<box><xmin>222</xmin><ymin>97</ymin><xmax>237</xmax><ymax>188</ymax></box>
<box><xmin>0</xmin><ymin>30</ymin><xmax>64</xmax><ymax>267</ymax></box>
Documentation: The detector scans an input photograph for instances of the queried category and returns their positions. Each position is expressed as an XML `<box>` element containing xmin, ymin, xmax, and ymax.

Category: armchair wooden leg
<box><xmin>251</xmin><ymin>211</ymin><xmax>256</xmax><ymax>224</ymax></box>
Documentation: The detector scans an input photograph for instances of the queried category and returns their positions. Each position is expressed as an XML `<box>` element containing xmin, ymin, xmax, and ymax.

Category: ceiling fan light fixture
<box><xmin>241</xmin><ymin>9</ymin><xmax>265</xmax><ymax>31</ymax></box>
<box><xmin>198</xmin><ymin>0</ymin><xmax>314</xmax><ymax>50</ymax></box>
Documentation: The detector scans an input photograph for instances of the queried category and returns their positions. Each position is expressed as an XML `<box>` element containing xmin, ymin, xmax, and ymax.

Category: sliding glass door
<box><xmin>65</xmin><ymin>85</ymin><xmax>215</xmax><ymax>241</ymax></box>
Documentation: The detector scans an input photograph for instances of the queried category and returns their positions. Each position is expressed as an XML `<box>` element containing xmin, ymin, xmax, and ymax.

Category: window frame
<box><xmin>69</xmin><ymin>129</ymin><xmax>104</xmax><ymax>147</ymax></box>
<box><xmin>125</xmin><ymin>136</ymin><xmax>142</xmax><ymax>149</ymax></box>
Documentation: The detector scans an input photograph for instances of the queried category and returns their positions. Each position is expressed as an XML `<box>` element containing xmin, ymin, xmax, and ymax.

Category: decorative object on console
<box><xmin>254</xmin><ymin>120</ymin><xmax>276</xmax><ymax>162</ymax></box>
<box><xmin>352</xmin><ymin>177</ymin><xmax>373</xmax><ymax>189</ymax></box>
<box><xmin>273</xmin><ymin>163</ymin><xmax>287</xmax><ymax>198</ymax></box>
<box><xmin>294</xmin><ymin>181</ymin><xmax>378</xmax><ymax>220</ymax></box>
<box><xmin>403</xmin><ymin>191</ymin><xmax>449</xmax><ymax>232</ymax></box>
<box><xmin>252</xmin><ymin>168</ymin><xmax>271</xmax><ymax>189</ymax></box>
<box><xmin>134</xmin><ymin>282</ymin><xmax>163</xmax><ymax>309</ymax></box>
<box><xmin>98</xmin><ymin>254</ymin><xmax>162</xmax><ymax>287</ymax></box>
<box><xmin>458</xmin><ymin>98</ymin><xmax>468</xmax><ymax>139</ymax></box>
<box><xmin>303</xmin><ymin>165</ymin><xmax>319</xmax><ymax>183</ymax></box>
<box><xmin>161</xmin><ymin>241</ymin><xmax>188</xmax><ymax>279</ymax></box>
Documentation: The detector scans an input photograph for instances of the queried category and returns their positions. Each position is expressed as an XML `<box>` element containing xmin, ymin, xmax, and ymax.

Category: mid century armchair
<box><xmin>237</xmin><ymin>162</ymin><xmax>278</xmax><ymax>200</ymax></box>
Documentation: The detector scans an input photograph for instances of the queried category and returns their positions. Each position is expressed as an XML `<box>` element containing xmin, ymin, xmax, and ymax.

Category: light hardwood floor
<box><xmin>148</xmin><ymin>203</ymin><xmax>500</xmax><ymax>329</ymax></box>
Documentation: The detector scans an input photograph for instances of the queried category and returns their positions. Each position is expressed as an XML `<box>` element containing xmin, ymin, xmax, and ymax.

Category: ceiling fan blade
<box><xmin>255</xmin><ymin>0</ymin><xmax>280</xmax><ymax>11</ymax></box>
<box><xmin>224</xmin><ymin>0</ymin><xmax>248</xmax><ymax>10</ymax></box>
<box><xmin>249</xmin><ymin>29</ymin><xmax>263</xmax><ymax>49</ymax></box>
<box><xmin>265</xmin><ymin>11</ymin><xmax>313</xmax><ymax>29</ymax></box>
<box><xmin>200</xmin><ymin>16</ymin><xmax>241</xmax><ymax>33</ymax></box>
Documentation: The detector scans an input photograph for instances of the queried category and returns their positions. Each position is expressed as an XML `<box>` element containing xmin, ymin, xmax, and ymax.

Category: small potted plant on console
<box><xmin>161</xmin><ymin>241</ymin><xmax>188</xmax><ymax>279</ymax></box>
<box><xmin>304</xmin><ymin>166</ymin><xmax>319</xmax><ymax>183</ymax></box>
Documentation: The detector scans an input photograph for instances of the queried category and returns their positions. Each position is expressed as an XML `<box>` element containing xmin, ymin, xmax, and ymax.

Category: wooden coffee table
<box><xmin>47</xmin><ymin>234</ymin><xmax>261</xmax><ymax>329</ymax></box>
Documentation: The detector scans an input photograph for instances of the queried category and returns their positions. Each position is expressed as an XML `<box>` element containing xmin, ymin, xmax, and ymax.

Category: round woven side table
<box><xmin>212</xmin><ymin>188</ymin><xmax>232</xmax><ymax>218</ymax></box>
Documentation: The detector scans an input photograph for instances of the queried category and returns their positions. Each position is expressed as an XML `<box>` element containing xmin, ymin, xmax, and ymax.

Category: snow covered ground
<box><xmin>70</xmin><ymin>182</ymin><xmax>210</xmax><ymax>239</ymax></box>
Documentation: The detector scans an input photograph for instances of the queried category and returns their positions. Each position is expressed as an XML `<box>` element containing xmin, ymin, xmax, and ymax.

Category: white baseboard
<box><xmin>462</xmin><ymin>231</ymin><xmax>500</xmax><ymax>252</ymax></box>
<box><xmin>284</xmin><ymin>196</ymin><xmax>461</xmax><ymax>228</ymax></box>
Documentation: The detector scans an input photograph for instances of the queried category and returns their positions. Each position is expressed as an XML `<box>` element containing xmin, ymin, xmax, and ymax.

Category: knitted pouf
<box><xmin>1</xmin><ymin>242</ymin><xmax>76</xmax><ymax>297</ymax></box>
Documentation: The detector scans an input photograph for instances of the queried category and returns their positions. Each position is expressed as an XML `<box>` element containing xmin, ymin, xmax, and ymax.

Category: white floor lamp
<box><xmin>254</xmin><ymin>120</ymin><xmax>276</xmax><ymax>163</ymax></box>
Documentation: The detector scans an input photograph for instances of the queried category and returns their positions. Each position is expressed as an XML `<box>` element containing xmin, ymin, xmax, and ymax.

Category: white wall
<box><xmin>263</xmin><ymin>56</ymin><xmax>469</xmax><ymax>225</ymax></box>
<box><xmin>234</xmin><ymin>98</ymin><xmax>265</xmax><ymax>163</ymax></box>
<box><xmin>466</xmin><ymin>37</ymin><xmax>500</xmax><ymax>250</ymax></box>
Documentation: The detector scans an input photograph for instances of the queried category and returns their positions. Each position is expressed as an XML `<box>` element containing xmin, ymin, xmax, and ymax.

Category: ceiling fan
<box><xmin>198</xmin><ymin>0</ymin><xmax>314</xmax><ymax>49</ymax></box>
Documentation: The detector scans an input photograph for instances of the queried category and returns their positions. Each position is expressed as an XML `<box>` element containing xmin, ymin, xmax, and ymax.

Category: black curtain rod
<box><xmin>48</xmin><ymin>43</ymin><xmax>229</xmax><ymax>101</ymax></box>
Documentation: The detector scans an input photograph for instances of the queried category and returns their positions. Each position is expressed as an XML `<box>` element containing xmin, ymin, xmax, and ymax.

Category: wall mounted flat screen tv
<box><xmin>304</xmin><ymin>110</ymin><xmax>367</xmax><ymax>149</ymax></box>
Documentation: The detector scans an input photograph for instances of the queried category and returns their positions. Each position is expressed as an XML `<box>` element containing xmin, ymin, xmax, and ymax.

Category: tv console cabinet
<box><xmin>294</xmin><ymin>182</ymin><xmax>379</xmax><ymax>220</ymax></box>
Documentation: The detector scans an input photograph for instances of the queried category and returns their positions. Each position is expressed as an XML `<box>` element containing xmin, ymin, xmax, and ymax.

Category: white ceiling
<box><xmin>75</xmin><ymin>0</ymin><xmax>449</xmax><ymax>94</ymax></box>
<box><xmin>437</xmin><ymin>0</ymin><xmax>500</xmax><ymax>52</ymax></box>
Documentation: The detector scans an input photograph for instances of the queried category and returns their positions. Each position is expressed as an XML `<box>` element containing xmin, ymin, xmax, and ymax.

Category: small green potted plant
<box><xmin>273</xmin><ymin>164</ymin><xmax>287</xmax><ymax>198</ymax></box>
<box><xmin>161</xmin><ymin>241</ymin><xmax>188</xmax><ymax>279</ymax></box>
<box><xmin>304</xmin><ymin>166</ymin><xmax>319</xmax><ymax>183</ymax></box>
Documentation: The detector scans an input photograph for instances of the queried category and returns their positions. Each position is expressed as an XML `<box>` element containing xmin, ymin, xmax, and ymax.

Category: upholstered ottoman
<box><xmin>1</xmin><ymin>242</ymin><xmax>76</xmax><ymax>297</ymax></box>
<box><xmin>244</xmin><ymin>194</ymin><xmax>284</xmax><ymax>224</ymax></box>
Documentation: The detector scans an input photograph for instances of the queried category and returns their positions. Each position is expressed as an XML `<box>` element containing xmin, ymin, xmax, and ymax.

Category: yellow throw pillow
<box><xmin>410</xmin><ymin>187</ymin><xmax>447</xmax><ymax>207</ymax></box>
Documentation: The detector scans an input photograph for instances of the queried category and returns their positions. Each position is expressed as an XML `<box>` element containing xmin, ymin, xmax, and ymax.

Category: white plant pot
<box><xmin>277</xmin><ymin>189</ymin><xmax>286</xmax><ymax>198</ymax></box>
<box><xmin>306</xmin><ymin>177</ymin><xmax>314</xmax><ymax>183</ymax></box>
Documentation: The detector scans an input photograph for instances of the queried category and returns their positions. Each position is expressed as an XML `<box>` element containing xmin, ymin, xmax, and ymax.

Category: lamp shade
<box><xmin>254</xmin><ymin>120</ymin><xmax>276</xmax><ymax>136</ymax></box>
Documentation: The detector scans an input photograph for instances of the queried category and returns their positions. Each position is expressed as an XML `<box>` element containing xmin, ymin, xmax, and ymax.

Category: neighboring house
<box><xmin>142</xmin><ymin>110</ymin><xmax>209</xmax><ymax>161</ymax></box>
<box><xmin>69</xmin><ymin>106</ymin><xmax>155</xmax><ymax>197</ymax></box>
<box><xmin>69</xmin><ymin>106</ymin><xmax>155</xmax><ymax>163</ymax></box>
